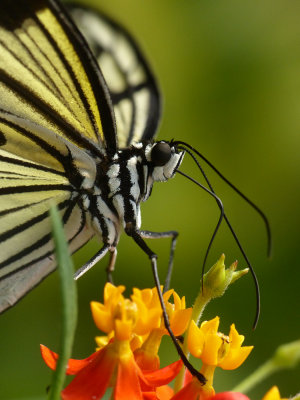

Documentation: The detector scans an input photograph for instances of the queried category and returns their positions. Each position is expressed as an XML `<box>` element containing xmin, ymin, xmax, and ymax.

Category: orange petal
<box><xmin>114</xmin><ymin>356</ymin><xmax>143</xmax><ymax>400</ymax></box>
<box><xmin>169</xmin><ymin>379</ymin><xmax>205</xmax><ymax>400</ymax></box>
<box><xmin>211</xmin><ymin>392</ymin><xmax>250</xmax><ymax>400</ymax></box>
<box><xmin>40</xmin><ymin>345</ymin><xmax>98</xmax><ymax>375</ymax></box>
<box><xmin>156</xmin><ymin>385</ymin><xmax>174</xmax><ymax>400</ymax></box>
<box><xmin>141</xmin><ymin>360</ymin><xmax>183</xmax><ymax>386</ymax></box>
<box><xmin>62</xmin><ymin>347</ymin><xmax>117</xmax><ymax>400</ymax></box>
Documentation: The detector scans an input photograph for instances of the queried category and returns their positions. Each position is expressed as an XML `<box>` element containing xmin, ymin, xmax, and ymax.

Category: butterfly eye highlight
<box><xmin>151</xmin><ymin>142</ymin><xmax>172</xmax><ymax>166</ymax></box>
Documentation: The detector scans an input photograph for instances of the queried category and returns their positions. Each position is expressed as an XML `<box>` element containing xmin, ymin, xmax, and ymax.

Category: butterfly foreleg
<box><xmin>73</xmin><ymin>243</ymin><xmax>111</xmax><ymax>280</ymax></box>
<box><xmin>126</xmin><ymin>227</ymin><xmax>206</xmax><ymax>385</ymax></box>
<box><xmin>106</xmin><ymin>248</ymin><xmax>117</xmax><ymax>283</ymax></box>
<box><xmin>138</xmin><ymin>230</ymin><xmax>178</xmax><ymax>292</ymax></box>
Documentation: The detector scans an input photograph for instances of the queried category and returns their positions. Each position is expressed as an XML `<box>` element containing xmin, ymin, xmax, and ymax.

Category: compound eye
<box><xmin>151</xmin><ymin>142</ymin><xmax>172</xmax><ymax>166</ymax></box>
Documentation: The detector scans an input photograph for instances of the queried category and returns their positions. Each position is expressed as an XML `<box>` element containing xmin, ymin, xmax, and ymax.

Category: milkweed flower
<box><xmin>132</xmin><ymin>287</ymin><xmax>192</xmax><ymax>370</ymax></box>
<box><xmin>171</xmin><ymin>316</ymin><xmax>253</xmax><ymax>400</ymax></box>
<box><xmin>40</xmin><ymin>283</ymin><xmax>186</xmax><ymax>400</ymax></box>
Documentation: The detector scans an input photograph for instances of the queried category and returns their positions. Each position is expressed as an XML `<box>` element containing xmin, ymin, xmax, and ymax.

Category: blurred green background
<box><xmin>1</xmin><ymin>0</ymin><xmax>300</xmax><ymax>398</ymax></box>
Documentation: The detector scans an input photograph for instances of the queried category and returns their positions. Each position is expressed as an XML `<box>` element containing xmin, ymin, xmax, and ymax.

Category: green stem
<box><xmin>231</xmin><ymin>359</ymin><xmax>279</xmax><ymax>393</ymax></box>
<box><xmin>48</xmin><ymin>206</ymin><xmax>77</xmax><ymax>400</ymax></box>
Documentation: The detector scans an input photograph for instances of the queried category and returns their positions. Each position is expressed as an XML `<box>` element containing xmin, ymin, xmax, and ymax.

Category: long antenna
<box><xmin>177</xmin><ymin>144</ymin><xmax>261</xmax><ymax>328</ymax></box>
<box><xmin>174</xmin><ymin>141</ymin><xmax>272</xmax><ymax>257</ymax></box>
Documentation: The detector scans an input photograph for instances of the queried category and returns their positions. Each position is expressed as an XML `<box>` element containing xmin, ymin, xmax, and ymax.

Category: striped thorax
<box><xmin>86</xmin><ymin>141</ymin><xmax>184</xmax><ymax>247</ymax></box>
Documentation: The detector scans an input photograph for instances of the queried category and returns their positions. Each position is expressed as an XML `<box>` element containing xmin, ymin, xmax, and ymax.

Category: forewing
<box><xmin>0</xmin><ymin>0</ymin><xmax>116</xmax><ymax>311</ymax></box>
<box><xmin>0</xmin><ymin>0</ymin><xmax>117</xmax><ymax>155</ymax></box>
<box><xmin>68</xmin><ymin>4</ymin><xmax>161</xmax><ymax>148</ymax></box>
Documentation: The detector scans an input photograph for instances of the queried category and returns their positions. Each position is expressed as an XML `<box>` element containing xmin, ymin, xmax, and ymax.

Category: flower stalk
<box><xmin>174</xmin><ymin>255</ymin><xmax>249</xmax><ymax>392</ymax></box>
<box><xmin>232</xmin><ymin>340</ymin><xmax>300</xmax><ymax>394</ymax></box>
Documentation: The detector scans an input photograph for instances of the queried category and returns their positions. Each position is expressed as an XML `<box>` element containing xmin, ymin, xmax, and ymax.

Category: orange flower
<box><xmin>40</xmin><ymin>283</ymin><xmax>184</xmax><ymax>399</ymax></box>
<box><xmin>41</xmin><ymin>342</ymin><xmax>182</xmax><ymax>400</ymax></box>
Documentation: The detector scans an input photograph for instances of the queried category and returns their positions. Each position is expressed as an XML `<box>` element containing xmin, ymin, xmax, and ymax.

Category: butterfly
<box><xmin>0</xmin><ymin>0</ymin><xmax>270</xmax><ymax>337</ymax></box>
<box><xmin>0</xmin><ymin>0</ymin><xmax>185</xmax><ymax>313</ymax></box>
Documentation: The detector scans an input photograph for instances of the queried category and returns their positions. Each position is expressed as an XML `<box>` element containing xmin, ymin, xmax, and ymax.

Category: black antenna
<box><xmin>176</xmin><ymin>144</ymin><xmax>262</xmax><ymax>329</ymax></box>
<box><xmin>174</xmin><ymin>141</ymin><xmax>272</xmax><ymax>258</ymax></box>
<box><xmin>177</xmin><ymin>169</ymin><xmax>224</xmax><ymax>286</ymax></box>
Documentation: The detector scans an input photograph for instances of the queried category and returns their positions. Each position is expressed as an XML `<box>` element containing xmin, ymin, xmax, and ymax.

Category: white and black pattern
<box><xmin>0</xmin><ymin>0</ymin><xmax>184</xmax><ymax>314</ymax></box>
<box><xmin>67</xmin><ymin>4</ymin><xmax>161</xmax><ymax>148</ymax></box>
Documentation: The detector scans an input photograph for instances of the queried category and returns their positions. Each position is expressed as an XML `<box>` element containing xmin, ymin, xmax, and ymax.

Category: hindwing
<box><xmin>68</xmin><ymin>4</ymin><xmax>161</xmax><ymax>148</ymax></box>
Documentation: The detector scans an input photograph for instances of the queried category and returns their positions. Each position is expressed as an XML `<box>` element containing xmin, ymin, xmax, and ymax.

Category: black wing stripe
<box><xmin>0</xmin><ymin>199</ymin><xmax>54</xmax><ymax>218</ymax></box>
<box><xmin>1</xmin><ymin>33</ymin><xmax>86</xmax><ymax>126</ymax></box>
<box><xmin>90</xmin><ymin>7</ymin><xmax>160</xmax><ymax>144</ymax></box>
<box><xmin>0</xmin><ymin>155</ymin><xmax>66</xmax><ymax>177</ymax></box>
<box><xmin>0</xmin><ymin>71</ymin><xmax>102</xmax><ymax>158</ymax></box>
<box><xmin>0</xmin><ymin>0</ymin><xmax>106</xmax><ymax>152</ymax></box>
<box><xmin>1</xmin><ymin>201</ymin><xmax>88</xmax><ymax>281</ymax></box>
<box><xmin>0</xmin><ymin>198</ymin><xmax>72</xmax><ymax>270</ymax></box>
<box><xmin>19</xmin><ymin>29</ymin><xmax>88</xmax><ymax>117</ymax></box>
<box><xmin>0</xmin><ymin>188</ymin><xmax>73</xmax><ymax>243</ymax></box>
<box><xmin>31</xmin><ymin>9</ymin><xmax>102</xmax><ymax>143</ymax></box>
<box><xmin>49</xmin><ymin>0</ymin><xmax>117</xmax><ymax>154</ymax></box>
<box><xmin>0</xmin><ymin>184</ymin><xmax>72</xmax><ymax>195</ymax></box>
<box><xmin>0</xmin><ymin>112</ymin><xmax>88</xmax><ymax>186</ymax></box>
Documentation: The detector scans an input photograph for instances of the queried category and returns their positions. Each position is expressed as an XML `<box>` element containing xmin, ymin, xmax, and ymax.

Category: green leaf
<box><xmin>48</xmin><ymin>206</ymin><xmax>77</xmax><ymax>400</ymax></box>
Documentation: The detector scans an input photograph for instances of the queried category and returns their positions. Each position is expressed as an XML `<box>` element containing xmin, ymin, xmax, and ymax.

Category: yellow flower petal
<box><xmin>104</xmin><ymin>282</ymin><xmax>125</xmax><ymax>303</ymax></box>
<box><xmin>90</xmin><ymin>301</ymin><xmax>113</xmax><ymax>333</ymax></box>
<box><xmin>229</xmin><ymin>324</ymin><xmax>245</xmax><ymax>348</ymax></box>
<box><xmin>201</xmin><ymin>316</ymin><xmax>220</xmax><ymax>335</ymax></box>
<box><xmin>188</xmin><ymin>320</ymin><xmax>205</xmax><ymax>358</ymax></box>
<box><xmin>218</xmin><ymin>345</ymin><xmax>253</xmax><ymax>370</ymax></box>
<box><xmin>262</xmin><ymin>386</ymin><xmax>288</xmax><ymax>400</ymax></box>
<box><xmin>170</xmin><ymin>308</ymin><xmax>192</xmax><ymax>336</ymax></box>
<box><xmin>201</xmin><ymin>333</ymin><xmax>223</xmax><ymax>365</ymax></box>
<box><xmin>218</xmin><ymin>324</ymin><xmax>253</xmax><ymax>369</ymax></box>
<box><xmin>115</xmin><ymin>319</ymin><xmax>133</xmax><ymax>341</ymax></box>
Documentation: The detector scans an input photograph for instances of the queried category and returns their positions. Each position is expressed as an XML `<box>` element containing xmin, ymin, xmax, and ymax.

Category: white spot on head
<box><xmin>152</xmin><ymin>151</ymin><xmax>184</xmax><ymax>181</ymax></box>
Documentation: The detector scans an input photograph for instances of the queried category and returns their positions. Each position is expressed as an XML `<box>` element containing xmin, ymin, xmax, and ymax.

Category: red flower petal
<box><xmin>141</xmin><ymin>360</ymin><xmax>183</xmax><ymax>387</ymax></box>
<box><xmin>143</xmin><ymin>393</ymin><xmax>158</xmax><ymax>400</ymax></box>
<box><xmin>169</xmin><ymin>380</ymin><xmax>202</xmax><ymax>400</ymax></box>
<box><xmin>114</xmin><ymin>356</ymin><xmax>143</xmax><ymax>400</ymax></box>
<box><xmin>40</xmin><ymin>344</ymin><xmax>98</xmax><ymax>375</ymax></box>
<box><xmin>156</xmin><ymin>385</ymin><xmax>174</xmax><ymax>400</ymax></box>
<box><xmin>62</xmin><ymin>347</ymin><xmax>117</xmax><ymax>400</ymax></box>
<box><xmin>211</xmin><ymin>392</ymin><xmax>250</xmax><ymax>400</ymax></box>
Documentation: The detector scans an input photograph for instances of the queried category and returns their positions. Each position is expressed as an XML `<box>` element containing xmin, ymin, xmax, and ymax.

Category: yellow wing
<box><xmin>0</xmin><ymin>0</ymin><xmax>118</xmax><ymax>311</ymax></box>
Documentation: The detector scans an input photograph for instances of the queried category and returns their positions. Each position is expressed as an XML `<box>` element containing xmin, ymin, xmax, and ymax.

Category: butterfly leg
<box><xmin>106</xmin><ymin>248</ymin><xmax>117</xmax><ymax>283</ymax></box>
<box><xmin>139</xmin><ymin>230</ymin><xmax>178</xmax><ymax>292</ymax></box>
<box><xmin>127</xmin><ymin>227</ymin><xmax>206</xmax><ymax>385</ymax></box>
<box><xmin>74</xmin><ymin>244</ymin><xmax>110</xmax><ymax>280</ymax></box>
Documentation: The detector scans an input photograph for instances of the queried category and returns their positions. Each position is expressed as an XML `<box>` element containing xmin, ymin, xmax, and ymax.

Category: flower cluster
<box><xmin>41</xmin><ymin>281</ymin><xmax>253</xmax><ymax>400</ymax></box>
<box><xmin>41</xmin><ymin>283</ymin><xmax>190</xmax><ymax>399</ymax></box>
<box><xmin>41</xmin><ymin>256</ymin><xmax>296</xmax><ymax>399</ymax></box>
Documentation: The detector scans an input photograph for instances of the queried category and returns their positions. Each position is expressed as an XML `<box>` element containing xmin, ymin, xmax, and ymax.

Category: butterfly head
<box><xmin>145</xmin><ymin>141</ymin><xmax>184</xmax><ymax>180</ymax></box>
<box><xmin>140</xmin><ymin>141</ymin><xmax>184</xmax><ymax>201</ymax></box>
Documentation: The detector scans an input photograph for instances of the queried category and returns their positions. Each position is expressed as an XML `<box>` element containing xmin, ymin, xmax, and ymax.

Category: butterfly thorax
<box><xmin>82</xmin><ymin>142</ymin><xmax>184</xmax><ymax>247</ymax></box>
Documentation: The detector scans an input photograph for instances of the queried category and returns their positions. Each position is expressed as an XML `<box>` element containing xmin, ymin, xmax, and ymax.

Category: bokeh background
<box><xmin>1</xmin><ymin>0</ymin><xmax>300</xmax><ymax>398</ymax></box>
